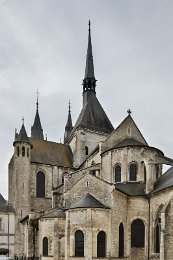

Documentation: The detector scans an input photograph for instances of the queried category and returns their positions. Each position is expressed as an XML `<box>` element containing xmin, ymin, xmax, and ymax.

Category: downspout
<box><xmin>8</xmin><ymin>213</ymin><xmax>9</xmax><ymax>257</ymax></box>
<box><xmin>147</xmin><ymin>196</ymin><xmax>150</xmax><ymax>260</ymax></box>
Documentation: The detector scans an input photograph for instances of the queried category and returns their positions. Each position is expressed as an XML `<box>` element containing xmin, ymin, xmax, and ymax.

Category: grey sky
<box><xmin>0</xmin><ymin>0</ymin><xmax>173</xmax><ymax>199</ymax></box>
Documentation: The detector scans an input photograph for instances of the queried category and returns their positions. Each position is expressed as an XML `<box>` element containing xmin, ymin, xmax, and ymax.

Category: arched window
<box><xmin>36</xmin><ymin>171</ymin><xmax>45</xmax><ymax>197</ymax></box>
<box><xmin>115</xmin><ymin>165</ymin><xmax>121</xmax><ymax>183</ymax></box>
<box><xmin>155</xmin><ymin>217</ymin><xmax>161</xmax><ymax>253</ymax></box>
<box><xmin>27</xmin><ymin>148</ymin><xmax>29</xmax><ymax>157</ymax></box>
<box><xmin>85</xmin><ymin>146</ymin><xmax>89</xmax><ymax>156</ymax></box>
<box><xmin>62</xmin><ymin>176</ymin><xmax>64</xmax><ymax>184</ymax></box>
<box><xmin>75</xmin><ymin>230</ymin><xmax>84</xmax><ymax>257</ymax></box>
<box><xmin>17</xmin><ymin>146</ymin><xmax>20</xmax><ymax>156</ymax></box>
<box><xmin>119</xmin><ymin>223</ymin><xmax>124</xmax><ymax>257</ymax></box>
<box><xmin>156</xmin><ymin>165</ymin><xmax>159</xmax><ymax>180</ymax></box>
<box><xmin>131</xmin><ymin>219</ymin><xmax>145</xmax><ymax>248</ymax></box>
<box><xmin>22</xmin><ymin>146</ymin><xmax>25</xmax><ymax>157</ymax></box>
<box><xmin>97</xmin><ymin>231</ymin><xmax>106</xmax><ymax>257</ymax></box>
<box><xmin>43</xmin><ymin>237</ymin><xmax>48</xmax><ymax>256</ymax></box>
<box><xmin>144</xmin><ymin>165</ymin><xmax>146</xmax><ymax>182</ymax></box>
<box><xmin>0</xmin><ymin>218</ymin><xmax>2</xmax><ymax>230</ymax></box>
<box><xmin>129</xmin><ymin>163</ymin><xmax>137</xmax><ymax>181</ymax></box>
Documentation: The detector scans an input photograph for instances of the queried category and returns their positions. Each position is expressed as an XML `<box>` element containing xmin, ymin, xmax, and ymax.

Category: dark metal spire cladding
<box><xmin>64</xmin><ymin>101</ymin><xmax>73</xmax><ymax>144</ymax></box>
<box><xmin>31</xmin><ymin>92</ymin><xmax>44</xmax><ymax>140</ymax></box>
<box><xmin>14</xmin><ymin>118</ymin><xmax>29</xmax><ymax>144</ymax></box>
<box><xmin>83</xmin><ymin>20</ymin><xmax>97</xmax><ymax>107</ymax></box>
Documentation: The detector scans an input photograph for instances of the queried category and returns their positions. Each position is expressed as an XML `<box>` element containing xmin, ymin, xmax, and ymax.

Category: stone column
<box><xmin>86</xmin><ymin>209</ymin><xmax>92</xmax><ymax>260</ymax></box>
<box><xmin>160</xmin><ymin>212</ymin><xmax>165</xmax><ymax>260</ymax></box>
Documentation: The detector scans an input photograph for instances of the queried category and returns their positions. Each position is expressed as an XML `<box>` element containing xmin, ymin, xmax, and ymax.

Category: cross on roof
<box><xmin>127</xmin><ymin>109</ymin><xmax>132</xmax><ymax>115</ymax></box>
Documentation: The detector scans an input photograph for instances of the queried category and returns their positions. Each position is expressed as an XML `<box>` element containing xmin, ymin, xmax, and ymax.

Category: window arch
<box><xmin>131</xmin><ymin>219</ymin><xmax>145</xmax><ymax>248</ymax></box>
<box><xmin>129</xmin><ymin>163</ymin><xmax>137</xmax><ymax>181</ymax></box>
<box><xmin>22</xmin><ymin>146</ymin><xmax>25</xmax><ymax>157</ymax></box>
<box><xmin>119</xmin><ymin>223</ymin><xmax>124</xmax><ymax>257</ymax></box>
<box><xmin>144</xmin><ymin>165</ymin><xmax>146</xmax><ymax>182</ymax></box>
<box><xmin>16</xmin><ymin>146</ymin><xmax>20</xmax><ymax>156</ymax></box>
<box><xmin>75</xmin><ymin>230</ymin><xmax>84</xmax><ymax>257</ymax></box>
<box><xmin>43</xmin><ymin>237</ymin><xmax>48</xmax><ymax>256</ymax></box>
<box><xmin>97</xmin><ymin>231</ymin><xmax>106</xmax><ymax>257</ymax></box>
<box><xmin>85</xmin><ymin>146</ymin><xmax>89</xmax><ymax>156</ymax></box>
<box><xmin>36</xmin><ymin>171</ymin><xmax>45</xmax><ymax>197</ymax></box>
<box><xmin>156</xmin><ymin>165</ymin><xmax>159</xmax><ymax>180</ymax></box>
<box><xmin>115</xmin><ymin>165</ymin><xmax>121</xmax><ymax>183</ymax></box>
<box><xmin>155</xmin><ymin>217</ymin><xmax>161</xmax><ymax>253</ymax></box>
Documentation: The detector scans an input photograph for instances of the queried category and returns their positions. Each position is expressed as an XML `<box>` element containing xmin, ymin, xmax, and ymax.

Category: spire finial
<box><xmin>68</xmin><ymin>100</ymin><xmax>71</xmax><ymax>112</ymax></box>
<box><xmin>127</xmin><ymin>109</ymin><xmax>132</xmax><ymax>115</ymax></box>
<box><xmin>88</xmin><ymin>20</ymin><xmax>91</xmax><ymax>32</ymax></box>
<box><xmin>36</xmin><ymin>89</ymin><xmax>39</xmax><ymax>110</ymax></box>
<box><xmin>22</xmin><ymin>117</ymin><xmax>24</xmax><ymax>125</ymax></box>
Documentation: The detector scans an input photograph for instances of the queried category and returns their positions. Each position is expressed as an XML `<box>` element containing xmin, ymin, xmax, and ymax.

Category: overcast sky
<box><xmin>1</xmin><ymin>0</ymin><xmax>173</xmax><ymax>199</ymax></box>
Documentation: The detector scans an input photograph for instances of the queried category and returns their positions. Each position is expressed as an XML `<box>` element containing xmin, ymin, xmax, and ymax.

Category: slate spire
<box><xmin>64</xmin><ymin>101</ymin><xmax>73</xmax><ymax>143</ymax></box>
<box><xmin>83</xmin><ymin>20</ymin><xmax>97</xmax><ymax>107</ymax></box>
<box><xmin>14</xmin><ymin>118</ymin><xmax>29</xmax><ymax>144</ymax></box>
<box><xmin>31</xmin><ymin>92</ymin><xmax>44</xmax><ymax>140</ymax></box>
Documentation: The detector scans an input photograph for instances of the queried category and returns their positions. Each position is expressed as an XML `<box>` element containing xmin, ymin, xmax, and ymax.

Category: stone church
<box><xmin>8</xmin><ymin>22</ymin><xmax>173</xmax><ymax>260</ymax></box>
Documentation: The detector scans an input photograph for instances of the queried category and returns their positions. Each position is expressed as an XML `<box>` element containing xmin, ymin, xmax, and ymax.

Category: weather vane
<box><xmin>22</xmin><ymin>117</ymin><xmax>24</xmax><ymax>125</ymax></box>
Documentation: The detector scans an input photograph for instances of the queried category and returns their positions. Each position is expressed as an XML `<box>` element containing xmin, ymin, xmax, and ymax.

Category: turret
<box><xmin>31</xmin><ymin>92</ymin><xmax>44</xmax><ymax>140</ymax></box>
<box><xmin>13</xmin><ymin>118</ymin><xmax>32</xmax><ymax>158</ymax></box>
<box><xmin>64</xmin><ymin>102</ymin><xmax>73</xmax><ymax>144</ymax></box>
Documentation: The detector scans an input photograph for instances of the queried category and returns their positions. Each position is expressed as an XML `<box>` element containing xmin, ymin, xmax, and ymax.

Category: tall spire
<box><xmin>31</xmin><ymin>91</ymin><xmax>44</xmax><ymax>140</ymax></box>
<box><xmin>64</xmin><ymin>101</ymin><xmax>73</xmax><ymax>144</ymax></box>
<box><xmin>83</xmin><ymin>20</ymin><xmax>97</xmax><ymax>107</ymax></box>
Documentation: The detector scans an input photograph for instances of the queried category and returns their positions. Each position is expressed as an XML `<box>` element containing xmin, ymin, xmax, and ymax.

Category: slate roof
<box><xmin>30</xmin><ymin>138</ymin><xmax>73</xmax><ymax>167</ymax></box>
<box><xmin>70</xmin><ymin>193</ymin><xmax>109</xmax><ymax>209</ymax></box>
<box><xmin>71</xmin><ymin>95</ymin><xmax>114</xmax><ymax>135</ymax></box>
<box><xmin>0</xmin><ymin>194</ymin><xmax>15</xmax><ymax>213</ymax></box>
<box><xmin>14</xmin><ymin>124</ymin><xmax>29</xmax><ymax>144</ymax></box>
<box><xmin>31</xmin><ymin>109</ymin><xmax>44</xmax><ymax>140</ymax></box>
<box><xmin>115</xmin><ymin>182</ymin><xmax>146</xmax><ymax>196</ymax></box>
<box><xmin>114</xmin><ymin>138</ymin><xmax>148</xmax><ymax>149</ymax></box>
<box><xmin>42</xmin><ymin>209</ymin><xmax>65</xmax><ymax>218</ymax></box>
<box><xmin>152</xmin><ymin>166</ymin><xmax>173</xmax><ymax>193</ymax></box>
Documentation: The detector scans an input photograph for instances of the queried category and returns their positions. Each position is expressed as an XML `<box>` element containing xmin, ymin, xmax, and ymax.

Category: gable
<box><xmin>101</xmin><ymin>115</ymin><xmax>148</xmax><ymax>153</ymax></box>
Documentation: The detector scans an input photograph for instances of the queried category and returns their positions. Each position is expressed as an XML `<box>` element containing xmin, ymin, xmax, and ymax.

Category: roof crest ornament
<box><xmin>22</xmin><ymin>117</ymin><xmax>24</xmax><ymax>125</ymax></box>
<box><xmin>36</xmin><ymin>89</ymin><xmax>39</xmax><ymax>110</ymax></box>
<box><xmin>127</xmin><ymin>109</ymin><xmax>132</xmax><ymax>115</ymax></box>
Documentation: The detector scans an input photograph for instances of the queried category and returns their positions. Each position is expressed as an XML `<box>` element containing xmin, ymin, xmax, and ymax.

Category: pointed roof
<box><xmin>64</xmin><ymin>102</ymin><xmax>73</xmax><ymax>143</ymax></box>
<box><xmin>14</xmin><ymin>122</ymin><xmax>29</xmax><ymax>144</ymax></box>
<box><xmin>71</xmin><ymin>94</ymin><xmax>114</xmax><ymax>135</ymax></box>
<box><xmin>70</xmin><ymin>193</ymin><xmax>108</xmax><ymax>209</ymax></box>
<box><xmin>31</xmin><ymin>96</ymin><xmax>44</xmax><ymax>140</ymax></box>
<box><xmin>0</xmin><ymin>194</ymin><xmax>15</xmax><ymax>213</ymax></box>
<box><xmin>102</xmin><ymin>114</ymin><xmax>148</xmax><ymax>153</ymax></box>
<box><xmin>84</xmin><ymin>20</ymin><xmax>95</xmax><ymax>80</ymax></box>
<box><xmin>0</xmin><ymin>194</ymin><xmax>6</xmax><ymax>205</ymax></box>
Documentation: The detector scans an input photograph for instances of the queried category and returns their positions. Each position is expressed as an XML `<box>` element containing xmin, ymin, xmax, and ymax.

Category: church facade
<box><xmin>8</xmin><ymin>22</ymin><xmax>173</xmax><ymax>260</ymax></box>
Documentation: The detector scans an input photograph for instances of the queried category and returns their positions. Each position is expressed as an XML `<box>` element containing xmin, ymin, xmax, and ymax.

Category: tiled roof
<box><xmin>152</xmin><ymin>166</ymin><xmax>173</xmax><ymax>193</ymax></box>
<box><xmin>70</xmin><ymin>193</ymin><xmax>109</xmax><ymax>209</ymax></box>
<box><xmin>42</xmin><ymin>209</ymin><xmax>65</xmax><ymax>218</ymax></box>
<box><xmin>71</xmin><ymin>95</ymin><xmax>113</xmax><ymax>135</ymax></box>
<box><xmin>30</xmin><ymin>139</ymin><xmax>73</xmax><ymax>167</ymax></box>
<box><xmin>115</xmin><ymin>182</ymin><xmax>146</xmax><ymax>196</ymax></box>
